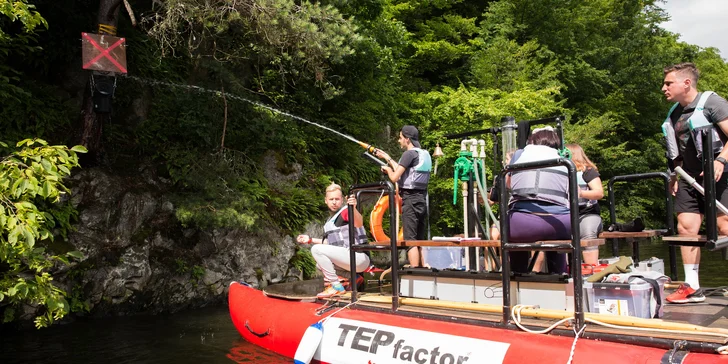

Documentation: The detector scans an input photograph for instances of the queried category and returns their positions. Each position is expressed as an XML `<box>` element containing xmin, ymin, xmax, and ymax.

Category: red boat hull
<box><xmin>228</xmin><ymin>282</ymin><xmax>726</xmax><ymax>364</ymax></box>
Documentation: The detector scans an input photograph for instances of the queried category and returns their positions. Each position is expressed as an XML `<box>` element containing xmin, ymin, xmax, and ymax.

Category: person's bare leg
<box><xmin>677</xmin><ymin>212</ymin><xmax>701</xmax><ymax>288</ymax></box>
<box><xmin>531</xmin><ymin>251</ymin><xmax>546</xmax><ymax>273</ymax></box>
<box><xmin>582</xmin><ymin>250</ymin><xmax>599</xmax><ymax>265</ymax></box>
<box><xmin>408</xmin><ymin>247</ymin><xmax>421</xmax><ymax>267</ymax></box>
<box><xmin>677</xmin><ymin>212</ymin><xmax>701</xmax><ymax>263</ymax></box>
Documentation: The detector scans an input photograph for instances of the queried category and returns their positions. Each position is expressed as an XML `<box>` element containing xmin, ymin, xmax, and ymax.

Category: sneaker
<box><xmin>324</xmin><ymin>276</ymin><xmax>349</xmax><ymax>288</ymax></box>
<box><xmin>666</xmin><ymin>283</ymin><xmax>706</xmax><ymax>303</ymax></box>
<box><xmin>317</xmin><ymin>284</ymin><xmax>345</xmax><ymax>299</ymax></box>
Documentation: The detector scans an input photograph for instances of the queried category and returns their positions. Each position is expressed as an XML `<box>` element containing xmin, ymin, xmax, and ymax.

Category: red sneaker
<box><xmin>666</xmin><ymin>283</ymin><xmax>706</xmax><ymax>304</ymax></box>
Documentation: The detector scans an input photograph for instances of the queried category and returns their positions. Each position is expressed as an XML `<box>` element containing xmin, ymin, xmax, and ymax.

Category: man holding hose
<box><xmin>375</xmin><ymin>125</ymin><xmax>432</xmax><ymax>267</ymax></box>
<box><xmin>662</xmin><ymin>62</ymin><xmax>728</xmax><ymax>303</ymax></box>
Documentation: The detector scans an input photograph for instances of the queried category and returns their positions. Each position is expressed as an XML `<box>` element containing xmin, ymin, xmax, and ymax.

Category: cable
<box><xmin>509</xmin><ymin>304</ymin><xmax>728</xmax><ymax>355</ymax></box>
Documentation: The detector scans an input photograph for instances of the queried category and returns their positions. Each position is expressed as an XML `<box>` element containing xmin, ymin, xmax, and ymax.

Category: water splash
<box><xmin>122</xmin><ymin>75</ymin><xmax>363</xmax><ymax>145</ymax></box>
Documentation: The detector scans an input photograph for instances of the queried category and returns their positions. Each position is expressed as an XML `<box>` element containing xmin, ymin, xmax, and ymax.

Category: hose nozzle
<box><xmin>358</xmin><ymin>141</ymin><xmax>377</xmax><ymax>154</ymax></box>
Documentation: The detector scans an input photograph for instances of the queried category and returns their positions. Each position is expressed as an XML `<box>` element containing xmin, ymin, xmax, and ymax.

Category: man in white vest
<box><xmin>662</xmin><ymin>62</ymin><xmax>728</xmax><ymax>303</ymax></box>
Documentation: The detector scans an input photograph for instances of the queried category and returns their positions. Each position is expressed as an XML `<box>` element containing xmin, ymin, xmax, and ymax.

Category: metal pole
<box><xmin>347</xmin><ymin>200</ymin><xmax>358</xmax><ymax>303</ymax></box>
<box><xmin>607</xmin><ymin>180</ymin><xmax>619</xmax><ymax>257</ymax></box>
<box><xmin>388</xmin><ymin>182</ymin><xmax>400</xmax><ymax>312</ymax></box>
<box><xmin>703</xmin><ymin>131</ymin><xmax>718</xmax><ymax>242</ymax></box>
<box><xmin>499</xmin><ymin>173</ymin><xmax>511</xmax><ymax>326</ymax></box>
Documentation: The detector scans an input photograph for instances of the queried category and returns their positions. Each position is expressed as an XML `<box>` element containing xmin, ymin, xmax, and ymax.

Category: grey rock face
<box><xmin>55</xmin><ymin>168</ymin><xmax>298</xmax><ymax>317</ymax></box>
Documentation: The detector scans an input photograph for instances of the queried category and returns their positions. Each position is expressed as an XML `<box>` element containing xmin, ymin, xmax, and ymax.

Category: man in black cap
<box><xmin>375</xmin><ymin>125</ymin><xmax>432</xmax><ymax>267</ymax></box>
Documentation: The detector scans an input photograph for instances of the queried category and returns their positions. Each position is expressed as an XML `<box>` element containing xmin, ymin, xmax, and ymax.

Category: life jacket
<box><xmin>400</xmin><ymin>148</ymin><xmax>432</xmax><ymax>190</ymax></box>
<box><xmin>577</xmin><ymin>171</ymin><xmax>598</xmax><ymax>210</ymax></box>
<box><xmin>509</xmin><ymin>145</ymin><xmax>569</xmax><ymax>207</ymax></box>
<box><xmin>662</xmin><ymin>91</ymin><xmax>723</xmax><ymax>161</ymax></box>
<box><xmin>323</xmin><ymin>207</ymin><xmax>367</xmax><ymax>248</ymax></box>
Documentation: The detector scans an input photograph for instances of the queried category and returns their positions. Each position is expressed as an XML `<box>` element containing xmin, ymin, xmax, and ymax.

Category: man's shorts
<box><xmin>675</xmin><ymin>177</ymin><xmax>728</xmax><ymax>214</ymax></box>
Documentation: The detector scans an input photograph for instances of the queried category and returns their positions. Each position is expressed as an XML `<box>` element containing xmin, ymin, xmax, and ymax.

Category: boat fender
<box><xmin>293</xmin><ymin>322</ymin><xmax>323</xmax><ymax>364</ymax></box>
<box><xmin>370</xmin><ymin>194</ymin><xmax>404</xmax><ymax>242</ymax></box>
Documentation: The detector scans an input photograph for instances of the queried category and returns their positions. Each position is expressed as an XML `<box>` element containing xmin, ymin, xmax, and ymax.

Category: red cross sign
<box><xmin>81</xmin><ymin>32</ymin><xmax>127</xmax><ymax>74</ymax></box>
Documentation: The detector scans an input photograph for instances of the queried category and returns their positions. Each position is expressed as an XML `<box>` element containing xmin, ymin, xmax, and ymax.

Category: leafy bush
<box><xmin>0</xmin><ymin>139</ymin><xmax>86</xmax><ymax>327</ymax></box>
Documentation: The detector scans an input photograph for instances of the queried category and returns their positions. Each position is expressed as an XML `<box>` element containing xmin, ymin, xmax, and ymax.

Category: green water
<box><xmin>1</xmin><ymin>305</ymin><xmax>289</xmax><ymax>364</ymax></box>
<box><xmin>600</xmin><ymin>239</ymin><xmax>728</xmax><ymax>288</ymax></box>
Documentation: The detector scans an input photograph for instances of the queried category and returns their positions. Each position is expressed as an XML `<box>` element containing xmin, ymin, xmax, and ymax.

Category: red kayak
<box><xmin>229</xmin><ymin>282</ymin><xmax>727</xmax><ymax>364</ymax></box>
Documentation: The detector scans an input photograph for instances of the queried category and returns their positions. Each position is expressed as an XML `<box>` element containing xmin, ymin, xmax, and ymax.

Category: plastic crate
<box><xmin>421</xmin><ymin>247</ymin><xmax>465</xmax><ymax>270</ymax></box>
<box><xmin>591</xmin><ymin>281</ymin><xmax>653</xmax><ymax>318</ymax></box>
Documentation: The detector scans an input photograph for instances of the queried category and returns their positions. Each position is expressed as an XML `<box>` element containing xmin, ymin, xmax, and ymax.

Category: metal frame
<box><xmin>334</xmin><ymin>145</ymin><xmax>720</xmax><ymax>356</ymax></box>
<box><xmin>499</xmin><ymin>157</ymin><xmax>585</xmax><ymax>330</ymax></box>
<box><xmin>700</xmin><ymin>130</ymin><xmax>728</xmax><ymax>250</ymax></box>
<box><xmin>347</xmin><ymin>181</ymin><xmax>400</xmax><ymax>311</ymax></box>
<box><xmin>606</xmin><ymin>172</ymin><xmax>676</xmax><ymax>280</ymax></box>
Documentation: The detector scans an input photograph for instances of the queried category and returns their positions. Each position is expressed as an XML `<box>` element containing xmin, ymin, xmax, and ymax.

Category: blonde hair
<box><xmin>566</xmin><ymin>143</ymin><xmax>597</xmax><ymax>171</ymax></box>
<box><xmin>325</xmin><ymin>182</ymin><xmax>342</xmax><ymax>194</ymax></box>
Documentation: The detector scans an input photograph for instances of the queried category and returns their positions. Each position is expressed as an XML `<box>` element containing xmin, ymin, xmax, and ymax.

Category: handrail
<box><xmin>701</xmin><ymin>130</ymin><xmax>718</xmax><ymax>243</ymax></box>
<box><xmin>606</xmin><ymin>172</ymin><xmax>676</xmax><ymax>280</ymax></box>
<box><xmin>499</xmin><ymin>157</ymin><xmax>585</xmax><ymax>331</ymax></box>
<box><xmin>347</xmin><ymin>181</ymin><xmax>398</xmax><ymax>311</ymax></box>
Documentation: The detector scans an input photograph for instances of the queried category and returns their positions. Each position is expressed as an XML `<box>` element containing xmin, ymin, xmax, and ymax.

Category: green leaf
<box><xmin>66</xmin><ymin>251</ymin><xmax>84</xmax><ymax>260</ymax></box>
<box><xmin>70</xmin><ymin>145</ymin><xmax>88</xmax><ymax>153</ymax></box>
<box><xmin>40</xmin><ymin>181</ymin><xmax>52</xmax><ymax>198</ymax></box>
<box><xmin>55</xmin><ymin>255</ymin><xmax>69</xmax><ymax>265</ymax></box>
<box><xmin>40</xmin><ymin>158</ymin><xmax>53</xmax><ymax>172</ymax></box>
<box><xmin>23</xmin><ymin>228</ymin><xmax>35</xmax><ymax>248</ymax></box>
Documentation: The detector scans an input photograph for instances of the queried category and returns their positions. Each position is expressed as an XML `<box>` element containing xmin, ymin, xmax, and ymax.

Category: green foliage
<box><xmin>0</xmin><ymin>139</ymin><xmax>86</xmax><ymax>328</ymax></box>
<box><xmin>145</xmin><ymin>0</ymin><xmax>362</xmax><ymax>98</ymax></box>
<box><xmin>289</xmin><ymin>247</ymin><xmax>317</xmax><ymax>280</ymax></box>
<box><xmin>0</xmin><ymin>0</ymin><xmax>48</xmax><ymax>41</ymax></box>
<box><xmin>191</xmin><ymin>265</ymin><xmax>205</xmax><ymax>281</ymax></box>
<box><xmin>4</xmin><ymin>0</ymin><xmax>728</xmax><ymax>303</ymax></box>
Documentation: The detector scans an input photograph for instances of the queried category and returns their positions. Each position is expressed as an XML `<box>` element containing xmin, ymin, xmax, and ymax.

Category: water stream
<box><xmin>123</xmin><ymin>75</ymin><xmax>365</xmax><ymax>146</ymax></box>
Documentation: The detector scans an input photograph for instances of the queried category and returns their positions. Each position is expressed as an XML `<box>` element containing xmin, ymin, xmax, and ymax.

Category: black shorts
<box><xmin>675</xmin><ymin>177</ymin><xmax>728</xmax><ymax>214</ymax></box>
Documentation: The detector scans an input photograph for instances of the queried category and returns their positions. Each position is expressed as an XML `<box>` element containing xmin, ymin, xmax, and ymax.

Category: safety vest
<box><xmin>577</xmin><ymin>171</ymin><xmax>598</xmax><ymax>210</ymax></box>
<box><xmin>322</xmin><ymin>207</ymin><xmax>367</xmax><ymax>248</ymax></box>
<box><xmin>400</xmin><ymin>148</ymin><xmax>432</xmax><ymax>190</ymax></box>
<box><xmin>662</xmin><ymin>91</ymin><xmax>723</xmax><ymax>161</ymax></box>
<box><xmin>509</xmin><ymin>145</ymin><xmax>569</xmax><ymax>207</ymax></box>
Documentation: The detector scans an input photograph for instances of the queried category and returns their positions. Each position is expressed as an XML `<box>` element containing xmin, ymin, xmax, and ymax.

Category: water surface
<box><xmin>2</xmin><ymin>304</ymin><xmax>289</xmax><ymax>364</ymax></box>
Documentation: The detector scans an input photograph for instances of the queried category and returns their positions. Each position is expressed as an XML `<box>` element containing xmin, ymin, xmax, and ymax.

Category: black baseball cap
<box><xmin>401</xmin><ymin>125</ymin><xmax>421</xmax><ymax>148</ymax></box>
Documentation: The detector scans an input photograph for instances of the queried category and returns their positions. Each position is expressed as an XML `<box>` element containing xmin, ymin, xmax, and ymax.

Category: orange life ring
<box><xmin>370</xmin><ymin>194</ymin><xmax>405</xmax><ymax>242</ymax></box>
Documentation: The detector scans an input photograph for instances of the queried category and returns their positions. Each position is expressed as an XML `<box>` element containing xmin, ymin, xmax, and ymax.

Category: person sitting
<box><xmin>566</xmin><ymin>143</ymin><xmax>604</xmax><ymax>265</ymax></box>
<box><xmin>506</xmin><ymin>127</ymin><xmax>570</xmax><ymax>274</ymax></box>
<box><xmin>296</xmin><ymin>183</ymin><xmax>371</xmax><ymax>298</ymax></box>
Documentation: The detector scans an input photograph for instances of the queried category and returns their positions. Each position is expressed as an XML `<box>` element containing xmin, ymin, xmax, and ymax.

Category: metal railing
<box><xmin>499</xmin><ymin>157</ymin><xmax>585</xmax><ymax>330</ymax></box>
<box><xmin>606</xmin><ymin>172</ymin><xmax>676</xmax><ymax>279</ymax></box>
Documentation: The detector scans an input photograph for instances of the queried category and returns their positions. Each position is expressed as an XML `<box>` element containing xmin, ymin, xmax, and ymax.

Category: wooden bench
<box><xmin>599</xmin><ymin>229</ymin><xmax>666</xmax><ymax>239</ymax></box>
<box><xmin>366</xmin><ymin>239</ymin><xmax>605</xmax><ymax>276</ymax></box>
<box><xmin>662</xmin><ymin>234</ymin><xmax>728</xmax><ymax>248</ymax></box>
<box><xmin>598</xmin><ymin>229</ymin><xmax>668</xmax><ymax>265</ymax></box>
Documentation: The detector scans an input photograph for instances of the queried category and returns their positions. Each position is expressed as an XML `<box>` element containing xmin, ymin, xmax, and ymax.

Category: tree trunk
<box><xmin>78</xmin><ymin>0</ymin><xmax>123</xmax><ymax>165</ymax></box>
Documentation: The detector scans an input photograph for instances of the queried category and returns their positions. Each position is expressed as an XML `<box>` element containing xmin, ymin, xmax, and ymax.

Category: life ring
<box><xmin>370</xmin><ymin>194</ymin><xmax>405</xmax><ymax>242</ymax></box>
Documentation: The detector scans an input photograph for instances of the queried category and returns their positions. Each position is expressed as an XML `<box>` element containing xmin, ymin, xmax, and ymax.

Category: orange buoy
<box><xmin>370</xmin><ymin>194</ymin><xmax>404</xmax><ymax>242</ymax></box>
